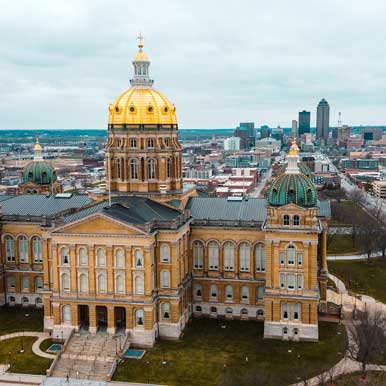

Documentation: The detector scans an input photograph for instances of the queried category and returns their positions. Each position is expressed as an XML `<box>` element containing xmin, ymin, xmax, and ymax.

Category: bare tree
<box><xmin>347</xmin><ymin>308</ymin><xmax>386</xmax><ymax>375</ymax></box>
<box><xmin>347</xmin><ymin>189</ymin><xmax>367</xmax><ymax>208</ymax></box>
<box><xmin>358</xmin><ymin>224</ymin><xmax>380</xmax><ymax>263</ymax></box>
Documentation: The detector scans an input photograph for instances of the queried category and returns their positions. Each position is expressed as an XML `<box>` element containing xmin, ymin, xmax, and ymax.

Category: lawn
<box><xmin>327</xmin><ymin>234</ymin><xmax>359</xmax><ymax>255</ymax></box>
<box><xmin>0</xmin><ymin>336</ymin><xmax>52</xmax><ymax>375</ymax></box>
<box><xmin>334</xmin><ymin>371</ymin><xmax>386</xmax><ymax>385</ymax></box>
<box><xmin>0</xmin><ymin>306</ymin><xmax>44</xmax><ymax>336</ymax></box>
<box><xmin>114</xmin><ymin>319</ymin><xmax>347</xmax><ymax>386</ymax></box>
<box><xmin>329</xmin><ymin>258</ymin><xmax>386</xmax><ymax>304</ymax></box>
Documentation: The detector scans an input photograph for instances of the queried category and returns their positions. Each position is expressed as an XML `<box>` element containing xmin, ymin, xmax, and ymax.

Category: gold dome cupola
<box><xmin>130</xmin><ymin>34</ymin><xmax>153</xmax><ymax>88</ymax></box>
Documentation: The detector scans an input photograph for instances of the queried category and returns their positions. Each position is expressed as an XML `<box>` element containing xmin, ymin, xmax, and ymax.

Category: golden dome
<box><xmin>34</xmin><ymin>137</ymin><xmax>42</xmax><ymax>151</ymax></box>
<box><xmin>288</xmin><ymin>138</ymin><xmax>299</xmax><ymax>156</ymax></box>
<box><xmin>108</xmin><ymin>88</ymin><xmax>177</xmax><ymax>125</ymax></box>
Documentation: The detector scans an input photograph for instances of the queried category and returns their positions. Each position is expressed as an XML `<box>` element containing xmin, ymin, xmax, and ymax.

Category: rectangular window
<box><xmin>297</xmin><ymin>253</ymin><xmax>303</xmax><ymax>266</ymax></box>
<box><xmin>287</xmin><ymin>274</ymin><xmax>295</xmax><ymax>290</ymax></box>
<box><xmin>279</xmin><ymin>252</ymin><xmax>285</xmax><ymax>265</ymax></box>
<box><xmin>297</xmin><ymin>274</ymin><xmax>303</xmax><ymax>289</ymax></box>
<box><xmin>293</xmin><ymin>303</ymin><xmax>300</xmax><ymax>320</ymax></box>
<box><xmin>280</xmin><ymin>273</ymin><xmax>286</xmax><ymax>289</ymax></box>
<box><xmin>281</xmin><ymin>303</ymin><xmax>289</xmax><ymax>320</ymax></box>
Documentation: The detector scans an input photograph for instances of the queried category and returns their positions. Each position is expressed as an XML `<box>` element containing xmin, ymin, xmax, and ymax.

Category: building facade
<box><xmin>298</xmin><ymin>111</ymin><xmax>311</xmax><ymax>135</ymax></box>
<box><xmin>316</xmin><ymin>99</ymin><xmax>330</xmax><ymax>142</ymax></box>
<box><xmin>0</xmin><ymin>39</ymin><xmax>330</xmax><ymax>345</ymax></box>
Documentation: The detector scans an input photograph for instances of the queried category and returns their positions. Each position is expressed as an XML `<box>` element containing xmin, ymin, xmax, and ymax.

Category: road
<box><xmin>249</xmin><ymin>167</ymin><xmax>272</xmax><ymax>198</ymax></box>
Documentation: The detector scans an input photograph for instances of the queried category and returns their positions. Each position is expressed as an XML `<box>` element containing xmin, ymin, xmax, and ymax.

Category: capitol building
<box><xmin>0</xmin><ymin>38</ymin><xmax>330</xmax><ymax>346</ymax></box>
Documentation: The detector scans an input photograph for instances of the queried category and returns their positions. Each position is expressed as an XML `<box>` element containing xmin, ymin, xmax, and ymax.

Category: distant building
<box><xmin>240</xmin><ymin>122</ymin><xmax>255</xmax><ymax>141</ymax></box>
<box><xmin>255</xmin><ymin>137</ymin><xmax>281</xmax><ymax>153</ymax></box>
<box><xmin>316</xmin><ymin>99</ymin><xmax>330</xmax><ymax>141</ymax></box>
<box><xmin>298</xmin><ymin>111</ymin><xmax>311</xmax><ymax>135</ymax></box>
<box><xmin>341</xmin><ymin>158</ymin><xmax>378</xmax><ymax>172</ymax></box>
<box><xmin>224</xmin><ymin>136</ymin><xmax>241</xmax><ymax>151</ymax></box>
<box><xmin>373</xmin><ymin>180</ymin><xmax>386</xmax><ymax>199</ymax></box>
<box><xmin>362</xmin><ymin>128</ymin><xmax>383</xmax><ymax>141</ymax></box>
<box><xmin>260</xmin><ymin>125</ymin><xmax>271</xmax><ymax>139</ymax></box>
<box><xmin>337</xmin><ymin>126</ymin><xmax>351</xmax><ymax>147</ymax></box>
<box><xmin>291</xmin><ymin>120</ymin><xmax>298</xmax><ymax>137</ymax></box>
<box><xmin>234</xmin><ymin>122</ymin><xmax>255</xmax><ymax>149</ymax></box>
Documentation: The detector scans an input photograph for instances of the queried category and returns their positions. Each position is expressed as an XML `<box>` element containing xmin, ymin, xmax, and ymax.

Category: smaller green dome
<box><xmin>22</xmin><ymin>161</ymin><xmax>57</xmax><ymax>185</ymax></box>
<box><xmin>267</xmin><ymin>173</ymin><xmax>317</xmax><ymax>207</ymax></box>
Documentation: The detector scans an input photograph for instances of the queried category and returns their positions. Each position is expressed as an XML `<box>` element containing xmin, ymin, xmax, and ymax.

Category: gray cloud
<box><xmin>0</xmin><ymin>0</ymin><xmax>386</xmax><ymax>128</ymax></box>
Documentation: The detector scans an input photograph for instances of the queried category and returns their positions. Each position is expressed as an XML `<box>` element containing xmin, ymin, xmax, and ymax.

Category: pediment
<box><xmin>277</xmin><ymin>203</ymin><xmax>308</xmax><ymax>212</ymax></box>
<box><xmin>52</xmin><ymin>213</ymin><xmax>149</xmax><ymax>236</ymax></box>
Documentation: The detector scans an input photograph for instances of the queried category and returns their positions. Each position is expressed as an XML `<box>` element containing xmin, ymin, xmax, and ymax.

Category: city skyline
<box><xmin>1</xmin><ymin>0</ymin><xmax>386</xmax><ymax>129</ymax></box>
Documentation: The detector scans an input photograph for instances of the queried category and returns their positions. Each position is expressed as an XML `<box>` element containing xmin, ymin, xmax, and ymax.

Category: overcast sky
<box><xmin>1</xmin><ymin>0</ymin><xmax>386</xmax><ymax>129</ymax></box>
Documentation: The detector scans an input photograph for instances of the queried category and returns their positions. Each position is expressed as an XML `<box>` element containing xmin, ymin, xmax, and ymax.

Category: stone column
<box><xmin>106</xmin><ymin>246</ymin><xmax>114</xmax><ymax>294</ymax></box>
<box><xmin>125</xmin><ymin>246</ymin><xmax>132</xmax><ymax>294</ymax></box>
<box><xmin>107</xmin><ymin>305</ymin><xmax>115</xmax><ymax>334</ymax></box>
<box><xmin>89</xmin><ymin>304</ymin><xmax>97</xmax><ymax>333</ymax></box>
<box><xmin>320</xmin><ymin>229</ymin><xmax>328</xmax><ymax>274</ymax></box>
<box><xmin>88</xmin><ymin>245</ymin><xmax>95</xmax><ymax>295</ymax></box>
<box><xmin>42</xmin><ymin>239</ymin><xmax>50</xmax><ymax>289</ymax></box>
<box><xmin>69</xmin><ymin>245</ymin><xmax>77</xmax><ymax>295</ymax></box>
<box><xmin>51</xmin><ymin>243</ymin><xmax>59</xmax><ymax>294</ymax></box>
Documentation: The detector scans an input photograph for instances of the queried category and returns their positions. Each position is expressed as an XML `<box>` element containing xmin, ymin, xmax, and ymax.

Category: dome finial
<box><xmin>33</xmin><ymin>137</ymin><xmax>43</xmax><ymax>161</ymax></box>
<box><xmin>137</xmin><ymin>32</ymin><xmax>144</xmax><ymax>51</ymax></box>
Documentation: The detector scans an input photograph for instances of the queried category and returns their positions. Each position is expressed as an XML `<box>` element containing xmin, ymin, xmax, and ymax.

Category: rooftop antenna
<box><xmin>338</xmin><ymin>112</ymin><xmax>342</xmax><ymax>127</ymax></box>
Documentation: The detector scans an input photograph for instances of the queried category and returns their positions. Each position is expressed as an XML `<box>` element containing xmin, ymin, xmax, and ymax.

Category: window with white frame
<box><xmin>161</xmin><ymin>270</ymin><xmax>170</xmax><ymax>288</ymax></box>
<box><xmin>115</xmin><ymin>248</ymin><xmax>125</xmax><ymax>268</ymax></box>
<box><xmin>62</xmin><ymin>305</ymin><xmax>72</xmax><ymax>324</ymax></box>
<box><xmin>208</xmin><ymin>241</ymin><xmax>219</xmax><ymax>270</ymax></box>
<box><xmin>210</xmin><ymin>284</ymin><xmax>217</xmax><ymax>298</ymax></box>
<box><xmin>287</xmin><ymin>245</ymin><xmax>295</xmax><ymax>265</ymax></box>
<box><xmin>61</xmin><ymin>247</ymin><xmax>70</xmax><ymax>265</ymax></box>
<box><xmin>280</xmin><ymin>273</ymin><xmax>286</xmax><ymax>289</ymax></box>
<box><xmin>96</xmin><ymin>248</ymin><xmax>106</xmax><ymax>267</ymax></box>
<box><xmin>147</xmin><ymin>138</ymin><xmax>155</xmax><ymax>148</ymax></box>
<box><xmin>293</xmin><ymin>303</ymin><xmax>300</xmax><ymax>320</ymax></box>
<box><xmin>241</xmin><ymin>286</ymin><xmax>249</xmax><ymax>300</ymax></box>
<box><xmin>97</xmin><ymin>274</ymin><xmax>107</xmax><ymax>293</ymax></box>
<box><xmin>194</xmin><ymin>284</ymin><xmax>202</xmax><ymax>298</ymax></box>
<box><xmin>225</xmin><ymin>307</ymin><xmax>233</xmax><ymax>314</ymax></box>
<box><xmin>32</xmin><ymin>237</ymin><xmax>43</xmax><ymax>263</ymax></box>
<box><xmin>297</xmin><ymin>252</ymin><xmax>303</xmax><ymax>267</ymax></box>
<box><xmin>8</xmin><ymin>276</ymin><xmax>15</xmax><ymax>289</ymax></box>
<box><xmin>287</xmin><ymin>273</ymin><xmax>295</xmax><ymax>290</ymax></box>
<box><xmin>193</xmin><ymin>241</ymin><xmax>203</xmax><ymax>269</ymax></box>
<box><xmin>148</xmin><ymin>159</ymin><xmax>156</xmax><ymax>179</ymax></box>
<box><xmin>134</xmin><ymin>249</ymin><xmax>144</xmax><ymax>268</ymax></box>
<box><xmin>161</xmin><ymin>303</ymin><xmax>170</xmax><ymax>319</ymax></box>
<box><xmin>130</xmin><ymin>159</ymin><xmax>138</xmax><ymax>179</ymax></box>
<box><xmin>239</xmin><ymin>242</ymin><xmax>250</xmax><ymax>272</ymax></box>
<box><xmin>255</xmin><ymin>243</ymin><xmax>265</xmax><ymax>272</ymax></box>
<box><xmin>279</xmin><ymin>251</ymin><xmax>286</xmax><ymax>265</ymax></box>
<box><xmin>225</xmin><ymin>285</ymin><xmax>233</xmax><ymax>299</ymax></box>
<box><xmin>283</xmin><ymin>214</ymin><xmax>290</xmax><ymax>226</ymax></box>
<box><xmin>135</xmin><ymin>309</ymin><xmax>144</xmax><ymax>326</ymax></box>
<box><xmin>161</xmin><ymin>244</ymin><xmax>170</xmax><ymax>263</ymax></box>
<box><xmin>223</xmin><ymin>242</ymin><xmax>234</xmax><ymax>271</ymax></box>
<box><xmin>19</xmin><ymin>236</ymin><xmax>29</xmax><ymax>263</ymax></box>
<box><xmin>293</xmin><ymin>215</ymin><xmax>300</xmax><ymax>226</ymax></box>
<box><xmin>5</xmin><ymin>236</ymin><xmax>15</xmax><ymax>262</ymax></box>
<box><xmin>61</xmin><ymin>273</ymin><xmax>70</xmax><ymax>292</ymax></box>
<box><xmin>134</xmin><ymin>275</ymin><xmax>144</xmax><ymax>295</ymax></box>
<box><xmin>281</xmin><ymin>302</ymin><xmax>301</xmax><ymax>321</ymax></box>
<box><xmin>297</xmin><ymin>274</ymin><xmax>303</xmax><ymax>289</ymax></box>
<box><xmin>78</xmin><ymin>247</ymin><xmax>88</xmax><ymax>266</ymax></box>
<box><xmin>281</xmin><ymin>303</ymin><xmax>289</xmax><ymax>320</ymax></box>
<box><xmin>79</xmin><ymin>273</ymin><xmax>88</xmax><ymax>293</ymax></box>
<box><xmin>116</xmin><ymin>274</ymin><xmax>125</xmax><ymax>294</ymax></box>
<box><xmin>257</xmin><ymin>286</ymin><xmax>264</xmax><ymax>300</ymax></box>
<box><xmin>35</xmin><ymin>276</ymin><xmax>43</xmax><ymax>290</ymax></box>
<box><xmin>130</xmin><ymin>138</ymin><xmax>137</xmax><ymax>148</ymax></box>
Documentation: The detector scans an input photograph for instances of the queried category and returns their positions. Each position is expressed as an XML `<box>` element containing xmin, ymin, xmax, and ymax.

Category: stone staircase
<box><xmin>51</xmin><ymin>332</ymin><xmax>127</xmax><ymax>381</ymax></box>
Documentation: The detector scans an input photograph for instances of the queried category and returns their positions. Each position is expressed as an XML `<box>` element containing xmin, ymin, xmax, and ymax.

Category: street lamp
<box><xmin>20</xmin><ymin>331</ymin><xmax>24</xmax><ymax>353</ymax></box>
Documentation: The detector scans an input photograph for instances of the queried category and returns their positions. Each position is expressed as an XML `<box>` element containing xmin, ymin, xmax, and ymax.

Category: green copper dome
<box><xmin>267</xmin><ymin>173</ymin><xmax>317</xmax><ymax>207</ymax></box>
<box><xmin>22</xmin><ymin>161</ymin><xmax>57</xmax><ymax>185</ymax></box>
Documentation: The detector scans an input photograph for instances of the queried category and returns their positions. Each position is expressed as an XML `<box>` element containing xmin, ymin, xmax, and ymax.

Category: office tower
<box><xmin>298</xmin><ymin>111</ymin><xmax>311</xmax><ymax>135</ymax></box>
<box><xmin>316</xmin><ymin>99</ymin><xmax>330</xmax><ymax>141</ymax></box>
<box><xmin>291</xmin><ymin>120</ymin><xmax>298</xmax><ymax>137</ymax></box>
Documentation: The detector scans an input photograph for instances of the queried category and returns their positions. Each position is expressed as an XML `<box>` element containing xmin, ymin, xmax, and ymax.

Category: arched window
<box><xmin>35</xmin><ymin>276</ymin><xmax>43</xmax><ymax>290</ymax></box>
<box><xmin>5</xmin><ymin>236</ymin><xmax>15</xmax><ymax>262</ymax></box>
<box><xmin>210</xmin><ymin>284</ymin><xmax>218</xmax><ymax>298</ymax></box>
<box><xmin>8</xmin><ymin>276</ymin><xmax>15</xmax><ymax>289</ymax></box>
<box><xmin>161</xmin><ymin>244</ymin><xmax>170</xmax><ymax>263</ymax></box>
<box><xmin>255</xmin><ymin>243</ymin><xmax>265</xmax><ymax>272</ymax></box>
<box><xmin>148</xmin><ymin>159</ymin><xmax>156</xmax><ymax>179</ymax></box>
<box><xmin>161</xmin><ymin>270</ymin><xmax>170</xmax><ymax>288</ymax></box>
<box><xmin>195</xmin><ymin>284</ymin><xmax>202</xmax><ymax>298</ymax></box>
<box><xmin>293</xmin><ymin>215</ymin><xmax>300</xmax><ymax>226</ymax></box>
<box><xmin>130</xmin><ymin>138</ymin><xmax>137</xmax><ymax>148</ymax></box>
<box><xmin>115</xmin><ymin>248</ymin><xmax>125</xmax><ymax>268</ymax></box>
<box><xmin>96</xmin><ymin>248</ymin><xmax>106</xmax><ymax>267</ymax></box>
<box><xmin>130</xmin><ymin>159</ymin><xmax>138</xmax><ymax>179</ymax></box>
<box><xmin>97</xmin><ymin>274</ymin><xmax>107</xmax><ymax>293</ymax></box>
<box><xmin>166</xmin><ymin>158</ymin><xmax>172</xmax><ymax>178</ymax></box>
<box><xmin>32</xmin><ymin>237</ymin><xmax>43</xmax><ymax>263</ymax></box>
<box><xmin>223</xmin><ymin>242</ymin><xmax>234</xmax><ymax>271</ymax></box>
<box><xmin>78</xmin><ymin>247</ymin><xmax>88</xmax><ymax>266</ymax></box>
<box><xmin>257</xmin><ymin>309</ymin><xmax>264</xmax><ymax>316</ymax></box>
<box><xmin>241</xmin><ymin>308</ymin><xmax>248</xmax><ymax>316</ymax></box>
<box><xmin>19</xmin><ymin>236</ymin><xmax>29</xmax><ymax>263</ymax></box>
<box><xmin>134</xmin><ymin>276</ymin><xmax>144</xmax><ymax>295</ymax></box>
<box><xmin>208</xmin><ymin>241</ymin><xmax>219</xmax><ymax>270</ymax></box>
<box><xmin>134</xmin><ymin>249</ymin><xmax>144</xmax><ymax>268</ymax></box>
<box><xmin>239</xmin><ymin>242</ymin><xmax>250</xmax><ymax>272</ymax></box>
<box><xmin>287</xmin><ymin>245</ymin><xmax>295</xmax><ymax>265</ymax></box>
<box><xmin>161</xmin><ymin>303</ymin><xmax>170</xmax><ymax>320</ymax></box>
<box><xmin>61</xmin><ymin>273</ymin><xmax>70</xmax><ymax>292</ymax></box>
<box><xmin>225</xmin><ymin>285</ymin><xmax>233</xmax><ymax>299</ymax></box>
<box><xmin>62</xmin><ymin>305</ymin><xmax>72</xmax><ymax>324</ymax></box>
<box><xmin>193</xmin><ymin>241</ymin><xmax>204</xmax><ymax>269</ymax></box>
<box><xmin>225</xmin><ymin>307</ymin><xmax>233</xmax><ymax>314</ymax></box>
<box><xmin>283</xmin><ymin>215</ymin><xmax>290</xmax><ymax>226</ymax></box>
<box><xmin>241</xmin><ymin>286</ymin><xmax>249</xmax><ymax>300</ymax></box>
<box><xmin>147</xmin><ymin>139</ymin><xmax>154</xmax><ymax>148</ymax></box>
<box><xmin>79</xmin><ymin>274</ymin><xmax>88</xmax><ymax>293</ymax></box>
<box><xmin>135</xmin><ymin>309</ymin><xmax>144</xmax><ymax>326</ymax></box>
<box><xmin>60</xmin><ymin>247</ymin><xmax>70</xmax><ymax>265</ymax></box>
<box><xmin>257</xmin><ymin>286</ymin><xmax>265</xmax><ymax>300</ymax></box>
<box><xmin>116</xmin><ymin>274</ymin><xmax>125</xmax><ymax>294</ymax></box>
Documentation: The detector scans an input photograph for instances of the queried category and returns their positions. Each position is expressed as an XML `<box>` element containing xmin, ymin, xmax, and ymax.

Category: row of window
<box><xmin>279</xmin><ymin>245</ymin><xmax>303</xmax><ymax>267</ymax></box>
<box><xmin>281</xmin><ymin>303</ymin><xmax>301</xmax><ymax>321</ymax></box>
<box><xmin>279</xmin><ymin>273</ymin><xmax>304</xmax><ymax>290</ymax></box>
<box><xmin>116</xmin><ymin>137</ymin><xmax>173</xmax><ymax>149</ymax></box>
<box><xmin>283</xmin><ymin>214</ymin><xmax>301</xmax><ymax>226</ymax></box>
<box><xmin>195</xmin><ymin>305</ymin><xmax>264</xmax><ymax>317</ymax></box>
<box><xmin>193</xmin><ymin>241</ymin><xmax>265</xmax><ymax>272</ymax></box>
<box><xmin>5</xmin><ymin>235</ymin><xmax>42</xmax><ymax>263</ymax></box>
<box><xmin>8</xmin><ymin>276</ymin><xmax>43</xmax><ymax>291</ymax></box>
<box><xmin>194</xmin><ymin>284</ymin><xmax>264</xmax><ymax>301</ymax></box>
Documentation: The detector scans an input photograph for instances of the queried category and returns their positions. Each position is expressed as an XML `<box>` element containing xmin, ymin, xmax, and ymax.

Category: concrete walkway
<box><xmin>327</xmin><ymin>250</ymin><xmax>384</xmax><ymax>261</ymax></box>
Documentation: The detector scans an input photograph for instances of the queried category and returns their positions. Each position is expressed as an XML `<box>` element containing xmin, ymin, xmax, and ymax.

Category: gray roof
<box><xmin>0</xmin><ymin>194</ymin><xmax>94</xmax><ymax>217</ymax></box>
<box><xmin>317</xmin><ymin>200</ymin><xmax>331</xmax><ymax>218</ymax></box>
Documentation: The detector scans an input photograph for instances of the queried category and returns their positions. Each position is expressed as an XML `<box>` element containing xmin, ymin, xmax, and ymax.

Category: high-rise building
<box><xmin>298</xmin><ymin>111</ymin><xmax>310</xmax><ymax>135</ymax></box>
<box><xmin>234</xmin><ymin>122</ymin><xmax>255</xmax><ymax>149</ymax></box>
<box><xmin>316</xmin><ymin>99</ymin><xmax>330</xmax><ymax>141</ymax></box>
<box><xmin>337</xmin><ymin>125</ymin><xmax>351</xmax><ymax>147</ymax></box>
<box><xmin>291</xmin><ymin>120</ymin><xmax>298</xmax><ymax>137</ymax></box>
<box><xmin>224</xmin><ymin>136</ymin><xmax>241</xmax><ymax>151</ymax></box>
<box><xmin>260</xmin><ymin>125</ymin><xmax>271</xmax><ymax>139</ymax></box>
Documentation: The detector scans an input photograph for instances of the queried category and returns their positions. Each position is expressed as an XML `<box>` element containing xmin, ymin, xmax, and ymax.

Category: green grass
<box><xmin>329</xmin><ymin>258</ymin><xmax>386</xmax><ymax>304</ymax></box>
<box><xmin>327</xmin><ymin>234</ymin><xmax>359</xmax><ymax>255</ymax></box>
<box><xmin>39</xmin><ymin>339</ymin><xmax>57</xmax><ymax>353</ymax></box>
<box><xmin>114</xmin><ymin>319</ymin><xmax>347</xmax><ymax>386</ymax></box>
<box><xmin>0</xmin><ymin>306</ymin><xmax>43</xmax><ymax>336</ymax></box>
<box><xmin>334</xmin><ymin>371</ymin><xmax>386</xmax><ymax>385</ymax></box>
<box><xmin>0</xmin><ymin>337</ymin><xmax>52</xmax><ymax>375</ymax></box>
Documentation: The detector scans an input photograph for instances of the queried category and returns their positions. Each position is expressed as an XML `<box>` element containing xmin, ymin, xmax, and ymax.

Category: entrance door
<box><xmin>78</xmin><ymin>305</ymin><xmax>89</xmax><ymax>332</ymax></box>
<box><xmin>96</xmin><ymin>306</ymin><xmax>108</xmax><ymax>333</ymax></box>
<box><xmin>115</xmin><ymin>307</ymin><xmax>126</xmax><ymax>334</ymax></box>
